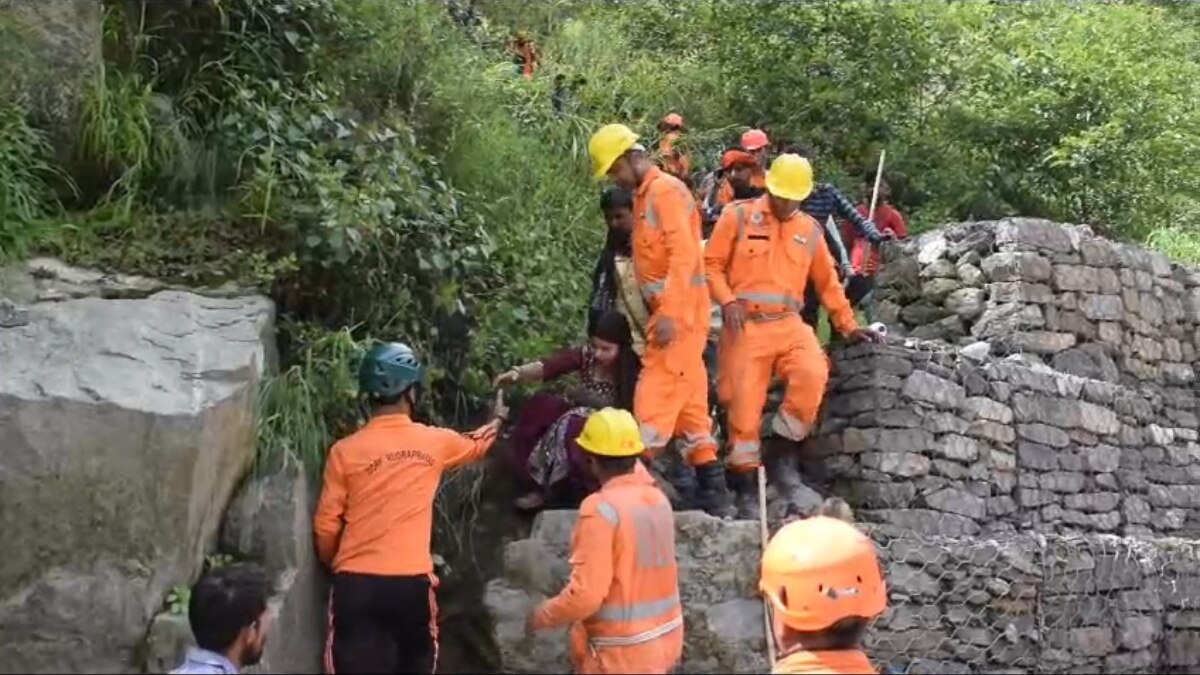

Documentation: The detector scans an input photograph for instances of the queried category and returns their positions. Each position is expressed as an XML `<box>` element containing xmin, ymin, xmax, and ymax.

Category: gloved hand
<box><xmin>721</xmin><ymin>300</ymin><xmax>747</xmax><ymax>335</ymax></box>
<box><xmin>847</xmin><ymin>326</ymin><xmax>887</xmax><ymax>344</ymax></box>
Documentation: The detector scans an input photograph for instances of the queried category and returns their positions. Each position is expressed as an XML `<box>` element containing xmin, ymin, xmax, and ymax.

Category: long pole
<box><xmin>758</xmin><ymin>465</ymin><xmax>777</xmax><ymax>663</ymax></box>
<box><xmin>868</xmin><ymin>149</ymin><xmax>886</xmax><ymax>221</ymax></box>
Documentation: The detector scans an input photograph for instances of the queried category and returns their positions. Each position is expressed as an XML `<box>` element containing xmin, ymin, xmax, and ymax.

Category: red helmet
<box><xmin>741</xmin><ymin>128</ymin><xmax>770</xmax><ymax>151</ymax></box>
<box><xmin>662</xmin><ymin>112</ymin><xmax>684</xmax><ymax>128</ymax></box>
<box><xmin>721</xmin><ymin>150</ymin><xmax>758</xmax><ymax>170</ymax></box>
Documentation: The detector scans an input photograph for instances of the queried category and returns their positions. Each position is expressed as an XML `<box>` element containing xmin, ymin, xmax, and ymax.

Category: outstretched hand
<box><xmin>848</xmin><ymin>326</ymin><xmax>887</xmax><ymax>344</ymax></box>
<box><xmin>494</xmin><ymin>369</ymin><xmax>520</xmax><ymax>388</ymax></box>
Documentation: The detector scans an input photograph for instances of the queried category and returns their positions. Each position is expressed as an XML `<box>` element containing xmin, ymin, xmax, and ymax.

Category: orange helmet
<box><xmin>741</xmin><ymin>128</ymin><xmax>770</xmax><ymax>151</ymax></box>
<box><xmin>662</xmin><ymin>112</ymin><xmax>684</xmax><ymax>128</ymax></box>
<box><xmin>759</xmin><ymin>516</ymin><xmax>887</xmax><ymax>633</ymax></box>
<box><xmin>721</xmin><ymin>149</ymin><xmax>758</xmax><ymax>171</ymax></box>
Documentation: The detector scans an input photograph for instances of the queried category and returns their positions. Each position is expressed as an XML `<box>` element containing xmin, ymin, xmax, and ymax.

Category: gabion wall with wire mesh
<box><xmin>865</xmin><ymin>525</ymin><xmax>1200</xmax><ymax>674</ymax></box>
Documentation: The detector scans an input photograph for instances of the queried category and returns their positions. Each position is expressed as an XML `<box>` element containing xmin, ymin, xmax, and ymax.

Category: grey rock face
<box><xmin>0</xmin><ymin>289</ymin><xmax>274</xmax><ymax>673</ymax></box>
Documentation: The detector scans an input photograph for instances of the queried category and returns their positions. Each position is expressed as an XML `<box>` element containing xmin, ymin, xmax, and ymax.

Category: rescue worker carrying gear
<box><xmin>588</xmin><ymin>123</ymin><xmax>735</xmax><ymax>518</ymax></box>
<box><xmin>527</xmin><ymin>408</ymin><xmax>684</xmax><ymax>675</ymax></box>
<box><xmin>760</xmin><ymin>516</ymin><xmax>887</xmax><ymax>674</ymax></box>
<box><xmin>657</xmin><ymin>113</ymin><xmax>691</xmax><ymax>186</ymax></box>
<box><xmin>704</xmin><ymin>154</ymin><xmax>884</xmax><ymax>517</ymax></box>
<box><xmin>314</xmin><ymin>342</ymin><xmax>508</xmax><ymax>675</ymax></box>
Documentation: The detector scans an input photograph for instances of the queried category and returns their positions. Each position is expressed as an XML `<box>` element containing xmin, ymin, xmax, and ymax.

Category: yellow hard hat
<box><xmin>588</xmin><ymin>124</ymin><xmax>640</xmax><ymax>180</ymax></box>
<box><xmin>575</xmin><ymin>407</ymin><xmax>645</xmax><ymax>457</ymax></box>
<box><xmin>765</xmin><ymin>154</ymin><xmax>814</xmax><ymax>202</ymax></box>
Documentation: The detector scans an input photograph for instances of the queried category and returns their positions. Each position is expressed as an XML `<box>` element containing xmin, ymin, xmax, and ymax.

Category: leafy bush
<box><xmin>3</xmin><ymin>0</ymin><xmax>1200</xmax><ymax>465</ymax></box>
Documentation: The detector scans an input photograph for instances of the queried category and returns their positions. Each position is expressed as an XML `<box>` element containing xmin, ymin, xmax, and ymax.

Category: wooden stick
<box><xmin>868</xmin><ymin>149</ymin><xmax>886</xmax><ymax>221</ymax></box>
<box><xmin>758</xmin><ymin>465</ymin><xmax>777</xmax><ymax>663</ymax></box>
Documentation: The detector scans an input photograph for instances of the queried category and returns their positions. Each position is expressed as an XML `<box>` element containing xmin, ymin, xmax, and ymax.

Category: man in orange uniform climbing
<box><xmin>657</xmin><ymin>112</ymin><xmax>691</xmax><ymax>186</ymax></box>
<box><xmin>527</xmin><ymin>407</ymin><xmax>684</xmax><ymax>674</ymax></box>
<box><xmin>704</xmin><ymin>154</ymin><xmax>884</xmax><ymax>517</ymax></box>
<box><xmin>587</xmin><ymin>123</ymin><xmax>735</xmax><ymax>517</ymax></box>
<box><xmin>760</xmin><ymin>516</ymin><xmax>888</xmax><ymax>674</ymax></box>
<box><xmin>313</xmin><ymin>341</ymin><xmax>508</xmax><ymax>674</ymax></box>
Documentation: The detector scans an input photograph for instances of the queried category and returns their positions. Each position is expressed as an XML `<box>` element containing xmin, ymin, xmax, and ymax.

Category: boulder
<box><xmin>484</xmin><ymin>510</ymin><xmax>769</xmax><ymax>674</ymax></box>
<box><xmin>0</xmin><ymin>282</ymin><xmax>275</xmax><ymax>673</ymax></box>
<box><xmin>223</xmin><ymin>466</ymin><xmax>327</xmax><ymax>674</ymax></box>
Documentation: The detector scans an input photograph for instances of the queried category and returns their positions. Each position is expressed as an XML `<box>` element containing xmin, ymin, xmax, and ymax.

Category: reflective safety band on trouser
<box><xmin>678</xmin><ymin>432</ymin><xmax>717</xmax><ymax>466</ymax></box>
<box><xmin>641</xmin><ymin>273</ymin><xmax>708</xmax><ymax>299</ymax></box>
<box><xmin>590</xmin><ymin>614</ymin><xmax>684</xmax><ymax>649</ymax></box>
<box><xmin>641</xmin><ymin>423</ymin><xmax>671</xmax><ymax>452</ymax></box>
<box><xmin>772</xmin><ymin>409</ymin><xmax>811</xmax><ymax>442</ymax></box>
<box><xmin>735</xmin><ymin>291</ymin><xmax>801</xmax><ymax>314</ymax></box>
<box><xmin>727</xmin><ymin>439</ymin><xmax>761</xmax><ymax>473</ymax></box>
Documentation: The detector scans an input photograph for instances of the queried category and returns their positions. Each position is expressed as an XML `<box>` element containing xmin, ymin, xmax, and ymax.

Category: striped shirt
<box><xmin>801</xmin><ymin>183</ymin><xmax>885</xmax><ymax>274</ymax></box>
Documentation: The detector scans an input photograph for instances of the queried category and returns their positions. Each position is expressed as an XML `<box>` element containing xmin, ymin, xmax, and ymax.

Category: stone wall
<box><xmin>489</xmin><ymin>512</ymin><xmax>1200</xmax><ymax>675</ymax></box>
<box><xmin>874</xmin><ymin>218</ymin><xmax>1199</xmax><ymax>389</ymax></box>
<box><xmin>810</xmin><ymin>340</ymin><xmax>1200</xmax><ymax>538</ymax></box>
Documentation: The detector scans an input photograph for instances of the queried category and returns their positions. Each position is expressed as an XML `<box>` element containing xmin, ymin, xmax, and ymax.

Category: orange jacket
<box><xmin>531</xmin><ymin>463</ymin><xmax>683</xmax><ymax>645</ymax></box>
<box><xmin>773</xmin><ymin>649</ymin><xmax>877</xmax><ymax>674</ymax></box>
<box><xmin>313</xmin><ymin>413</ymin><xmax>500</xmax><ymax>575</ymax></box>
<box><xmin>704</xmin><ymin>195</ymin><xmax>858</xmax><ymax>336</ymax></box>
<box><xmin>633</xmin><ymin>166</ymin><xmax>711</xmax><ymax>333</ymax></box>
<box><xmin>658</xmin><ymin>132</ymin><xmax>690</xmax><ymax>182</ymax></box>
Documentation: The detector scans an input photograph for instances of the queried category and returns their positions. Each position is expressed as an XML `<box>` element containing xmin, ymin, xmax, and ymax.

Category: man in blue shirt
<box><xmin>171</xmin><ymin>563</ymin><xmax>273</xmax><ymax>675</ymax></box>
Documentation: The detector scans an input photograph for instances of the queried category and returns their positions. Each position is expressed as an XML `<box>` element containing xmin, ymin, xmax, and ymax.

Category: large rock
<box><xmin>0</xmin><ymin>0</ymin><xmax>102</xmax><ymax>152</ymax></box>
<box><xmin>145</xmin><ymin>466</ymin><xmax>327</xmax><ymax>673</ymax></box>
<box><xmin>0</xmin><ymin>278</ymin><xmax>275</xmax><ymax>672</ymax></box>
<box><xmin>484</xmin><ymin>510</ymin><xmax>769</xmax><ymax>674</ymax></box>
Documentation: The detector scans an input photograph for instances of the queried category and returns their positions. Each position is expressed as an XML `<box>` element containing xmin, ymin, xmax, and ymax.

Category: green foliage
<box><xmin>165</xmin><ymin>584</ymin><xmax>189</xmax><ymax>616</ymax></box>
<box><xmin>0</xmin><ymin>102</ymin><xmax>61</xmax><ymax>260</ymax></box>
<box><xmin>5</xmin><ymin>0</ymin><xmax>1200</xmax><ymax>437</ymax></box>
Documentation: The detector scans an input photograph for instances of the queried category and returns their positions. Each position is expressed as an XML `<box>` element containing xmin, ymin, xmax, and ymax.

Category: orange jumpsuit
<box><xmin>704</xmin><ymin>196</ymin><xmax>858</xmax><ymax>472</ymax></box>
<box><xmin>659</xmin><ymin>132</ymin><xmax>690</xmax><ymax>182</ymax></box>
<box><xmin>531</xmin><ymin>464</ymin><xmax>684</xmax><ymax>674</ymax></box>
<box><xmin>631</xmin><ymin>166</ymin><xmax>719</xmax><ymax>467</ymax></box>
<box><xmin>773</xmin><ymin>648</ymin><xmax>877</xmax><ymax>674</ymax></box>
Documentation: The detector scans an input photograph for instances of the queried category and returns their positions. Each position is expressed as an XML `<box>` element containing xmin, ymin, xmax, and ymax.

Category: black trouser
<box><xmin>801</xmin><ymin>276</ymin><xmax>876</xmax><ymax>330</ymax></box>
<box><xmin>326</xmin><ymin>572</ymin><xmax>437</xmax><ymax>674</ymax></box>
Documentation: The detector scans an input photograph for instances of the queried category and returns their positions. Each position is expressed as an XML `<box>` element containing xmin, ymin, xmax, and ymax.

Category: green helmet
<box><xmin>358</xmin><ymin>341</ymin><xmax>424</xmax><ymax>399</ymax></box>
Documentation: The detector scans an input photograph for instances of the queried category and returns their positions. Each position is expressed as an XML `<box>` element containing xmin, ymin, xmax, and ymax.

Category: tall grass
<box><xmin>0</xmin><ymin>102</ymin><xmax>64</xmax><ymax>261</ymax></box>
<box><xmin>254</xmin><ymin>327</ymin><xmax>361</xmax><ymax>476</ymax></box>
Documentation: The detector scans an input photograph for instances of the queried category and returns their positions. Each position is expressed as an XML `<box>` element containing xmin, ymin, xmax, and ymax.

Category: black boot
<box><xmin>732</xmin><ymin>470</ymin><xmax>760</xmax><ymax>520</ymax></box>
<box><xmin>694</xmin><ymin>461</ymin><xmax>736</xmax><ymax>519</ymax></box>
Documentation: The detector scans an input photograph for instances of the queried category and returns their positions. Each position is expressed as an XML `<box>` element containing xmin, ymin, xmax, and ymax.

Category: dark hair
<box><xmin>599</xmin><ymin>186</ymin><xmax>634</xmax><ymax>212</ymax></box>
<box><xmin>781</xmin><ymin>143</ymin><xmax>813</xmax><ymax>159</ymax></box>
<box><xmin>188</xmin><ymin>563</ymin><xmax>272</xmax><ymax>653</ymax></box>
<box><xmin>592</xmin><ymin>454</ymin><xmax>638</xmax><ymax>476</ymax></box>
<box><xmin>590</xmin><ymin>310</ymin><xmax>641</xmax><ymax>412</ymax></box>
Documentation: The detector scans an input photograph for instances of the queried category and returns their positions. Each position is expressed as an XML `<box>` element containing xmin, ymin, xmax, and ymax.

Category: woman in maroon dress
<box><xmin>495</xmin><ymin>310</ymin><xmax>641</xmax><ymax>510</ymax></box>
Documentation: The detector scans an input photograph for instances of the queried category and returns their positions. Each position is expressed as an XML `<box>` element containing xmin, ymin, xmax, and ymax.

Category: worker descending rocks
<box><xmin>527</xmin><ymin>408</ymin><xmax>684</xmax><ymax>674</ymax></box>
<box><xmin>760</xmin><ymin>516</ymin><xmax>888</xmax><ymax>674</ymax></box>
<box><xmin>704</xmin><ymin>154</ymin><xmax>884</xmax><ymax>517</ymax></box>
<box><xmin>657</xmin><ymin>113</ymin><xmax>691</xmax><ymax>186</ymax></box>
<box><xmin>587</xmin><ymin>123</ymin><xmax>735</xmax><ymax>518</ymax></box>
<box><xmin>780</xmin><ymin>144</ymin><xmax>892</xmax><ymax>330</ymax></box>
<box><xmin>313</xmin><ymin>342</ymin><xmax>508</xmax><ymax>674</ymax></box>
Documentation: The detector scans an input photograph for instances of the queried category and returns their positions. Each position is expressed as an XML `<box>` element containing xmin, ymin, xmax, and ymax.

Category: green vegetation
<box><xmin>2</xmin><ymin>0</ymin><xmax>1200</xmax><ymax>474</ymax></box>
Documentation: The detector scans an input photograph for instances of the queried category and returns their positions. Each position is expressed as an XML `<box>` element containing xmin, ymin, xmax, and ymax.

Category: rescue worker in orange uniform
<box><xmin>740</xmin><ymin>128</ymin><xmax>771</xmax><ymax>190</ymax></box>
<box><xmin>702</xmin><ymin>149</ymin><xmax>763</xmax><ymax>236</ymax></box>
<box><xmin>704</xmin><ymin>154</ymin><xmax>884</xmax><ymax>517</ymax></box>
<box><xmin>527</xmin><ymin>407</ymin><xmax>684</xmax><ymax>674</ymax></box>
<box><xmin>587</xmin><ymin>123</ymin><xmax>735</xmax><ymax>517</ymax></box>
<box><xmin>657</xmin><ymin>113</ymin><xmax>691</xmax><ymax>187</ymax></box>
<box><xmin>760</xmin><ymin>516</ymin><xmax>887</xmax><ymax>674</ymax></box>
<box><xmin>509</xmin><ymin>30</ymin><xmax>539</xmax><ymax>79</ymax></box>
<box><xmin>314</xmin><ymin>342</ymin><xmax>508</xmax><ymax>674</ymax></box>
